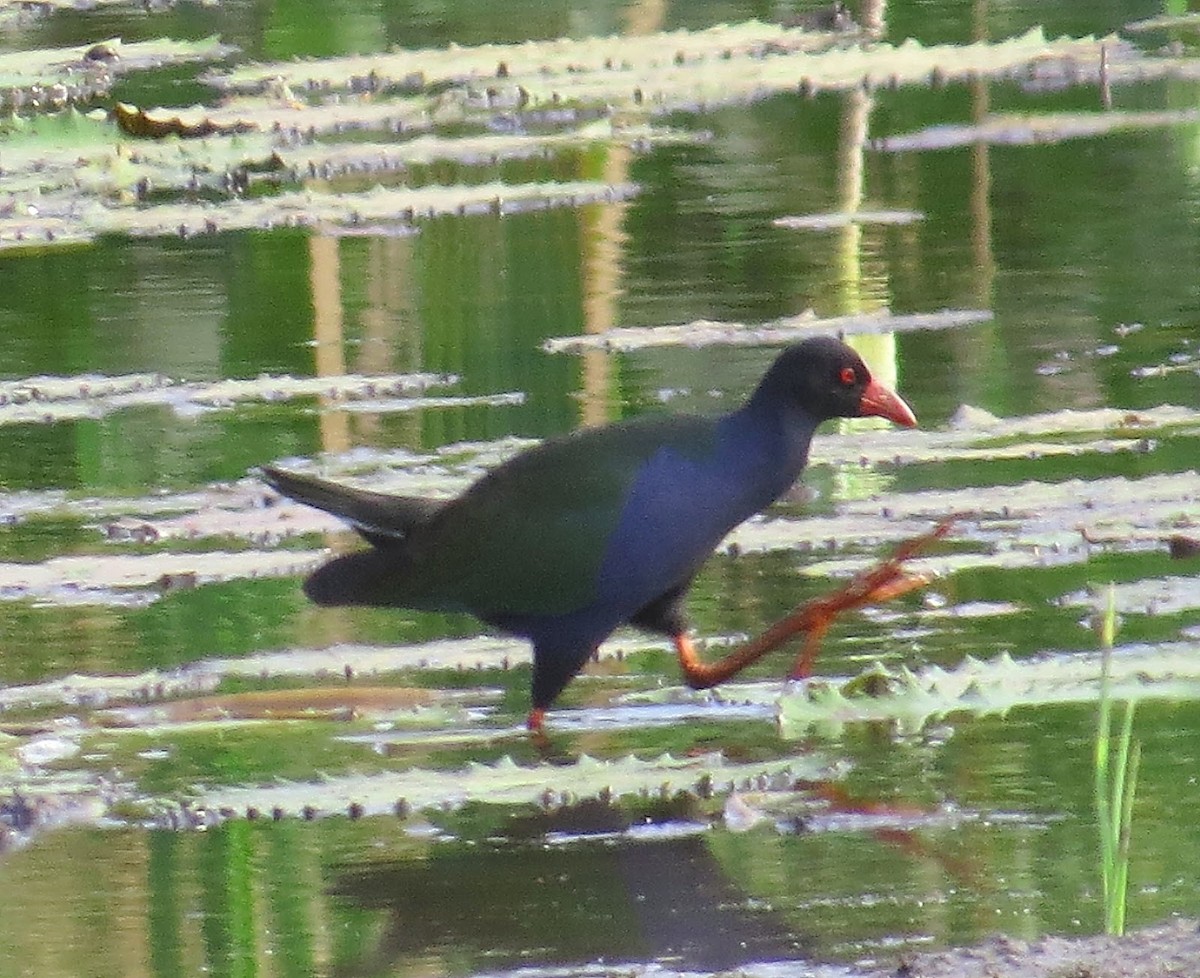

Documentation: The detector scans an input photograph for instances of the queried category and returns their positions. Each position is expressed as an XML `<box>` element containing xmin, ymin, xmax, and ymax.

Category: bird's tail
<box><xmin>302</xmin><ymin>548</ymin><xmax>414</xmax><ymax>607</ymax></box>
<box><xmin>261</xmin><ymin>465</ymin><xmax>443</xmax><ymax>546</ymax></box>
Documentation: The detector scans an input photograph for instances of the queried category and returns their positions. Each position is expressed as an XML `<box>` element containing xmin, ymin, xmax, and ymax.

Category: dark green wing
<box><xmin>348</xmin><ymin>414</ymin><xmax>719</xmax><ymax>617</ymax></box>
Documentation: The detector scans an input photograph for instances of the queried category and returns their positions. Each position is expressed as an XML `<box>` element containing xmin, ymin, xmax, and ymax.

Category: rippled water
<box><xmin>0</xmin><ymin>1</ymin><xmax>1198</xmax><ymax>977</ymax></box>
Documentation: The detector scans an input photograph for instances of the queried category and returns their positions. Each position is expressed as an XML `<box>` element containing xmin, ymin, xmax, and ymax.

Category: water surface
<box><xmin>0</xmin><ymin>2</ymin><xmax>1198</xmax><ymax>976</ymax></box>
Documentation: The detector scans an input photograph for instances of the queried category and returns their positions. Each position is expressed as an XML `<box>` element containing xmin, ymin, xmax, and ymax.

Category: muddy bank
<box><xmin>852</xmin><ymin>917</ymin><xmax>1200</xmax><ymax>978</ymax></box>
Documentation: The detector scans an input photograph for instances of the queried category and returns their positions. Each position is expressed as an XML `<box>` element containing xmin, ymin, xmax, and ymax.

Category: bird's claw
<box><xmin>786</xmin><ymin>516</ymin><xmax>952</xmax><ymax>679</ymax></box>
<box><xmin>674</xmin><ymin>517</ymin><xmax>954</xmax><ymax>690</ymax></box>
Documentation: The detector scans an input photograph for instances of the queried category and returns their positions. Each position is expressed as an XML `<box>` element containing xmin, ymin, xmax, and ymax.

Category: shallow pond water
<box><xmin>0</xmin><ymin>1</ymin><xmax>1198</xmax><ymax>977</ymax></box>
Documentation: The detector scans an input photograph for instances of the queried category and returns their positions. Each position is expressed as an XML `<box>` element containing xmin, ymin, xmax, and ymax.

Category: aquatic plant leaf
<box><xmin>773</xmin><ymin>210</ymin><xmax>924</xmax><ymax>229</ymax></box>
<box><xmin>113</xmin><ymin>101</ymin><xmax>258</xmax><ymax>139</ymax></box>
<box><xmin>1</xmin><ymin>35</ymin><xmax>236</xmax><ymax>79</ymax></box>
<box><xmin>212</xmin><ymin>20</ymin><xmax>855</xmax><ymax>94</ymax></box>
<box><xmin>198</xmin><ymin>27</ymin><xmax>1200</xmax><ymax>136</ymax></box>
<box><xmin>773</xmin><ymin>468</ymin><xmax>1200</xmax><ymax>579</ymax></box>
<box><xmin>1125</xmin><ymin>12</ymin><xmax>1200</xmax><ymax>32</ymax></box>
<box><xmin>8</xmin><ymin>24</ymin><xmax>1198</xmax><ymax>222</ymax></box>
<box><xmin>0</xmin><ymin>105</ymin><xmax>678</xmax><ymax>199</ymax></box>
<box><xmin>0</xmin><ymin>370</ymin><xmax>492</xmax><ymax>425</ymax></box>
<box><xmin>1059</xmin><ymin>576</ymin><xmax>1200</xmax><ymax>617</ymax></box>
<box><xmin>99</xmin><ymin>685</ymin><xmax>440</xmax><ymax>726</ymax></box>
<box><xmin>6</xmin><ymin>0</ymin><xmax>218</xmax><ymax>8</ymax></box>
<box><xmin>877</xmin><ymin>108</ymin><xmax>1200</xmax><ymax>152</ymax></box>
<box><xmin>778</xmin><ymin>642</ymin><xmax>1200</xmax><ymax>737</ymax></box>
<box><xmin>271</xmin><ymin>120</ymin><xmax>699</xmax><ymax>179</ymax></box>
<box><xmin>542</xmin><ymin>308</ymin><xmax>992</xmax><ymax>352</ymax></box>
<box><xmin>450</xmin><ymin>28</ymin><xmax>1119</xmax><ymax>115</ymax></box>
<box><xmin>0</xmin><ymin>669</ymin><xmax>221</xmax><ymax>713</ymax></box>
<box><xmin>0</xmin><ymin>638</ymin><xmax>527</xmax><ymax>716</ymax></box>
<box><xmin>197</xmin><ymin>25</ymin><xmax>1200</xmax><ymax>152</ymax></box>
<box><xmin>186</xmin><ymin>90</ymin><xmax>434</xmax><ymax>138</ymax></box>
<box><xmin>0</xmin><ymin>549</ymin><xmax>326</xmax><ymax>606</ymax></box>
<box><xmin>184</xmin><ymin>751</ymin><xmax>830</xmax><ymax>821</ymax></box>
<box><xmin>0</xmin><ymin>179</ymin><xmax>638</xmax><ymax>248</ymax></box>
<box><xmin>0</xmin><ymin>36</ymin><xmax>235</xmax><ymax>113</ymax></box>
<box><xmin>484</xmin><ymin>28</ymin><xmax>1113</xmax><ymax>114</ymax></box>
<box><xmin>0</xmin><ymin>109</ymin><xmax>281</xmax><ymax>198</ymax></box>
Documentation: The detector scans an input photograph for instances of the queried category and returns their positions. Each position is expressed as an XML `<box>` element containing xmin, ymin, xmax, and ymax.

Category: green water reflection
<box><xmin>1</xmin><ymin>0</ymin><xmax>1199</xmax><ymax>975</ymax></box>
<box><xmin>6</xmin><ymin>696</ymin><xmax>1200</xmax><ymax>978</ymax></box>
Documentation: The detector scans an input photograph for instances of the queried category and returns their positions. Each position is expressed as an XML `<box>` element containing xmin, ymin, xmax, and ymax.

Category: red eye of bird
<box><xmin>839</xmin><ymin>366</ymin><xmax>857</xmax><ymax>386</ymax></box>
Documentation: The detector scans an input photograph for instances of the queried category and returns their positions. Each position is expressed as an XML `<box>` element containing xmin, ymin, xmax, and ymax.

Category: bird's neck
<box><xmin>720</xmin><ymin>399</ymin><xmax>821</xmax><ymax>497</ymax></box>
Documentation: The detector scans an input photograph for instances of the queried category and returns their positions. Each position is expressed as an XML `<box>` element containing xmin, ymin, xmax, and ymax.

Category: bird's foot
<box><xmin>786</xmin><ymin>519</ymin><xmax>951</xmax><ymax>678</ymax></box>
<box><xmin>675</xmin><ymin>516</ymin><xmax>954</xmax><ymax>688</ymax></box>
<box><xmin>524</xmin><ymin>707</ymin><xmax>555</xmax><ymax>748</ymax></box>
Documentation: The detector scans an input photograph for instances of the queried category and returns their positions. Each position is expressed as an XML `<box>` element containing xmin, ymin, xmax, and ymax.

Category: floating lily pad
<box><xmin>184</xmin><ymin>751</ymin><xmax>830</xmax><ymax>822</ymax></box>
<box><xmin>0</xmin><ymin>36</ymin><xmax>235</xmax><ymax>113</ymax></box>
<box><xmin>876</xmin><ymin>108</ymin><xmax>1200</xmax><ymax>152</ymax></box>
<box><xmin>778</xmin><ymin>642</ymin><xmax>1200</xmax><ymax>737</ymax></box>
<box><xmin>542</xmin><ymin>308</ymin><xmax>992</xmax><ymax>352</ymax></box>
<box><xmin>1125</xmin><ymin>12</ymin><xmax>1200</xmax><ymax>32</ymax></box>
<box><xmin>0</xmin><ymin>668</ymin><xmax>221</xmax><ymax>713</ymax></box>
<box><xmin>1059</xmin><ymin>576</ymin><xmax>1200</xmax><ymax>617</ymax></box>
<box><xmin>0</xmin><ymin>109</ymin><xmax>280</xmax><ymax>198</ymax></box>
<box><xmin>772</xmin><ymin>210</ymin><xmax>924</xmax><ymax>229</ymax></box>
<box><xmin>0</xmin><ymin>548</ymin><xmax>325</xmax><ymax>607</ymax></box>
<box><xmin>786</xmin><ymin>468</ymin><xmax>1199</xmax><ymax>579</ymax></box>
<box><xmin>0</xmin><ymin>370</ymin><xmax>497</xmax><ymax>425</ymax></box>
<box><xmin>9</xmin><ymin>22</ymin><xmax>1200</xmax><ymax>253</ymax></box>
<box><xmin>270</xmin><ymin>120</ymin><xmax>700</xmax><ymax>179</ymax></box>
<box><xmin>463</xmin><ymin>28</ymin><xmax>1120</xmax><ymax>115</ymax></box>
<box><xmin>211</xmin><ymin>20</ymin><xmax>858</xmax><ymax>95</ymax></box>
<box><xmin>97</xmin><ymin>685</ymin><xmax>442</xmax><ymax>726</ymax></box>
<box><xmin>0</xmin><ymin>178</ymin><xmax>638</xmax><ymax>248</ymax></box>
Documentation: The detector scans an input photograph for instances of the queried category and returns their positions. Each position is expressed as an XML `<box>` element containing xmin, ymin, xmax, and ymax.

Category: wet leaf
<box><xmin>1</xmin><ymin>107</ymin><xmax>683</xmax><ymax>200</ymax></box>
<box><xmin>113</xmin><ymin>102</ymin><xmax>258</xmax><ymax>139</ymax></box>
<box><xmin>877</xmin><ymin>108</ymin><xmax>1200</xmax><ymax>152</ymax></box>
<box><xmin>782</xmin><ymin>469</ymin><xmax>1200</xmax><ymax>579</ymax></box>
<box><xmin>0</xmin><ymin>549</ymin><xmax>325</xmax><ymax>607</ymax></box>
<box><xmin>184</xmin><ymin>751</ymin><xmax>828</xmax><ymax>821</ymax></box>
<box><xmin>778</xmin><ymin>643</ymin><xmax>1200</xmax><ymax>736</ymax></box>
<box><xmin>0</xmin><ymin>669</ymin><xmax>220</xmax><ymax>713</ymax></box>
<box><xmin>773</xmin><ymin>210</ymin><xmax>924</xmax><ymax>229</ymax></box>
<box><xmin>0</xmin><ymin>36</ymin><xmax>235</xmax><ymax>114</ymax></box>
<box><xmin>543</xmin><ymin>308</ymin><xmax>993</xmax><ymax>352</ymax></box>
<box><xmin>211</xmin><ymin>20</ymin><xmax>857</xmax><ymax>95</ymax></box>
<box><xmin>271</xmin><ymin>120</ymin><xmax>699</xmax><ymax>179</ymax></box>
<box><xmin>1125</xmin><ymin>12</ymin><xmax>1200</xmax><ymax>32</ymax></box>
<box><xmin>1059</xmin><ymin>576</ymin><xmax>1200</xmax><ymax>617</ymax></box>
<box><xmin>0</xmin><ymin>178</ymin><xmax>638</xmax><ymax>248</ymax></box>
<box><xmin>98</xmin><ymin>685</ymin><xmax>439</xmax><ymax>725</ymax></box>
<box><xmin>0</xmin><ymin>370</ymin><xmax>501</xmax><ymax>425</ymax></box>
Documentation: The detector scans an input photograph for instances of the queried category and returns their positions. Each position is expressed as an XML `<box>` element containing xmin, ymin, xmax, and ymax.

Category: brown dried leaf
<box><xmin>99</xmin><ymin>685</ymin><xmax>439</xmax><ymax>725</ymax></box>
<box><xmin>113</xmin><ymin>102</ymin><xmax>258</xmax><ymax>139</ymax></box>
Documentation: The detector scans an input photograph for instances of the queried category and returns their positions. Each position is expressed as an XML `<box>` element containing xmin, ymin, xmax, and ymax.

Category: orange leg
<box><xmin>525</xmin><ymin>706</ymin><xmax>555</xmax><ymax>750</ymax></box>
<box><xmin>675</xmin><ymin>516</ymin><xmax>954</xmax><ymax>689</ymax></box>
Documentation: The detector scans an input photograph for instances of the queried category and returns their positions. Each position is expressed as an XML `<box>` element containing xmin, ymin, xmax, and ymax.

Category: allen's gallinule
<box><xmin>264</xmin><ymin>337</ymin><xmax>935</xmax><ymax>731</ymax></box>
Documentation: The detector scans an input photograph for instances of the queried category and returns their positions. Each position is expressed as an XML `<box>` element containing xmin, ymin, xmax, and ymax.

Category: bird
<box><xmin>262</xmin><ymin>336</ymin><xmax>925</xmax><ymax>732</ymax></box>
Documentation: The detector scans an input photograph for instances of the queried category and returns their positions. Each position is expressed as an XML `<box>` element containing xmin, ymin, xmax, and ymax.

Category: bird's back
<box><xmin>303</xmin><ymin>413</ymin><xmax>735</xmax><ymax>620</ymax></box>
